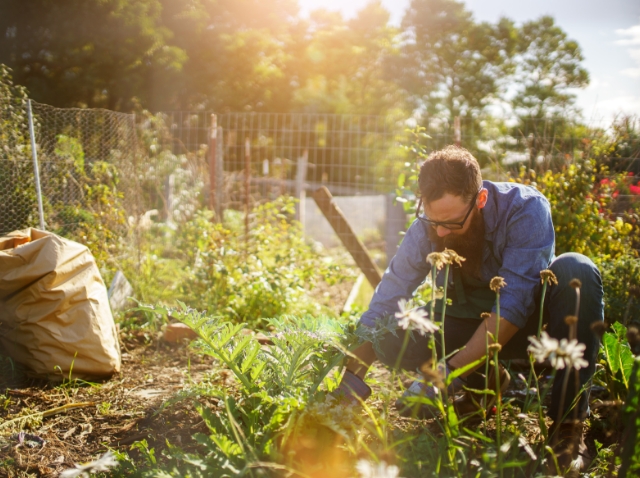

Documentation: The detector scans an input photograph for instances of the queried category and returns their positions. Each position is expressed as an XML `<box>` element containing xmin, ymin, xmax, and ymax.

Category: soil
<box><xmin>0</xmin><ymin>331</ymin><xmax>622</xmax><ymax>478</ymax></box>
<box><xmin>0</xmin><ymin>333</ymin><xmax>217</xmax><ymax>478</ymax></box>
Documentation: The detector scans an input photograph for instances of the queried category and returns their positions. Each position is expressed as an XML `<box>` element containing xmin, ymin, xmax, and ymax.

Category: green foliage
<box><xmin>0</xmin><ymin>65</ymin><xmax>38</xmax><ymax>234</ymax></box>
<box><xmin>596</xmin><ymin>254</ymin><xmax>640</xmax><ymax>325</ymax></box>
<box><xmin>619</xmin><ymin>357</ymin><xmax>640</xmax><ymax>477</ymax></box>
<box><xmin>121</xmin><ymin>198</ymin><xmax>348</xmax><ymax>327</ymax></box>
<box><xmin>513</xmin><ymin>159</ymin><xmax>636</xmax><ymax>259</ymax></box>
<box><xmin>596</xmin><ymin>322</ymin><xmax>637</xmax><ymax>401</ymax></box>
<box><xmin>125</xmin><ymin>303</ymin><xmax>359</xmax><ymax>476</ymax></box>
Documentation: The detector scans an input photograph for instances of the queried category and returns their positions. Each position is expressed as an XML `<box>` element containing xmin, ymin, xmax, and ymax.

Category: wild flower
<box><xmin>59</xmin><ymin>451</ymin><xmax>119</xmax><ymax>478</ymax></box>
<box><xmin>540</xmin><ymin>269</ymin><xmax>558</xmax><ymax>286</ymax></box>
<box><xmin>442</xmin><ymin>248</ymin><xmax>465</xmax><ymax>267</ymax></box>
<box><xmin>490</xmin><ymin>276</ymin><xmax>507</xmax><ymax>292</ymax></box>
<box><xmin>395</xmin><ymin>299</ymin><xmax>439</xmax><ymax>336</ymax></box>
<box><xmin>356</xmin><ymin>459</ymin><xmax>402</xmax><ymax>478</ymax></box>
<box><xmin>527</xmin><ymin>332</ymin><xmax>588</xmax><ymax>370</ymax></box>
<box><xmin>303</xmin><ymin>397</ymin><xmax>361</xmax><ymax>439</ymax></box>
<box><xmin>426</xmin><ymin>252</ymin><xmax>446</xmax><ymax>271</ymax></box>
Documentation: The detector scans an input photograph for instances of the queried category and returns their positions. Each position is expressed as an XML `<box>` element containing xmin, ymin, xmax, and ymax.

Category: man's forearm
<box><xmin>447</xmin><ymin>313</ymin><xmax>519</xmax><ymax>376</ymax></box>
<box><xmin>346</xmin><ymin>341</ymin><xmax>377</xmax><ymax>379</ymax></box>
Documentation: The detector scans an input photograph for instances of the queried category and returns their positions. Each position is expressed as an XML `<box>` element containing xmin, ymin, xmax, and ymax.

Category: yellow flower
<box><xmin>490</xmin><ymin>276</ymin><xmax>507</xmax><ymax>292</ymax></box>
<box><xmin>442</xmin><ymin>248</ymin><xmax>466</xmax><ymax>267</ymax></box>
<box><xmin>426</xmin><ymin>252</ymin><xmax>446</xmax><ymax>271</ymax></box>
<box><xmin>539</xmin><ymin>269</ymin><xmax>558</xmax><ymax>286</ymax></box>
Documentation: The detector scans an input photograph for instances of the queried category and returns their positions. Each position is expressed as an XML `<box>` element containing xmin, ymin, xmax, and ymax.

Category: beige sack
<box><xmin>0</xmin><ymin>228</ymin><xmax>121</xmax><ymax>380</ymax></box>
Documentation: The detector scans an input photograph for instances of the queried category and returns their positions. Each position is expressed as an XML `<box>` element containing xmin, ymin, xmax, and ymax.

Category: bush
<box><xmin>121</xmin><ymin>198</ymin><xmax>349</xmax><ymax>328</ymax></box>
<box><xmin>596</xmin><ymin>254</ymin><xmax>640</xmax><ymax>325</ymax></box>
<box><xmin>513</xmin><ymin>159</ymin><xmax>637</xmax><ymax>259</ymax></box>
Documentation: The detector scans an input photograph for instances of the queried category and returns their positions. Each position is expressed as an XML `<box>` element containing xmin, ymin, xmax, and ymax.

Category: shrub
<box><xmin>513</xmin><ymin>159</ymin><xmax>637</xmax><ymax>259</ymax></box>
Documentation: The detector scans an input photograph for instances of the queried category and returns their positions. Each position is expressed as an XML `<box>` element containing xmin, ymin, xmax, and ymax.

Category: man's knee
<box><xmin>550</xmin><ymin>253</ymin><xmax>602</xmax><ymax>292</ymax></box>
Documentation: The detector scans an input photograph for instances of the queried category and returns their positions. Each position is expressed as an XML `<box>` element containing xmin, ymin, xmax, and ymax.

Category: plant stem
<box><xmin>524</xmin><ymin>279</ymin><xmax>549</xmax><ymax>413</ymax></box>
<box><xmin>494</xmin><ymin>290</ymin><xmax>503</xmax><ymax>478</ymax></box>
<box><xmin>440</xmin><ymin>264</ymin><xmax>451</xmax><ymax>364</ymax></box>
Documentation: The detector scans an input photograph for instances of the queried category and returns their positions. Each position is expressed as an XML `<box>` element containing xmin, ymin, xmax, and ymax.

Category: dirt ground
<box><xmin>0</xmin><ymin>332</ymin><xmax>222</xmax><ymax>478</ymax></box>
<box><xmin>0</xmin><ymin>331</ymin><xmax>618</xmax><ymax>477</ymax></box>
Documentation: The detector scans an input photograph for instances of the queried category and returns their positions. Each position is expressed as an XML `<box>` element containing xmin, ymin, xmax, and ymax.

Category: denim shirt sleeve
<box><xmin>492</xmin><ymin>195</ymin><xmax>555</xmax><ymax>328</ymax></box>
<box><xmin>359</xmin><ymin>220</ymin><xmax>432</xmax><ymax>328</ymax></box>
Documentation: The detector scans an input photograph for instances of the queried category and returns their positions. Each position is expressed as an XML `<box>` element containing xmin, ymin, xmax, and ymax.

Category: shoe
<box><xmin>452</xmin><ymin>363</ymin><xmax>511</xmax><ymax>417</ymax></box>
<box><xmin>395</xmin><ymin>380</ymin><xmax>443</xmax><ymax>418</ymax></box>
<box><xmin>395</xmin><ymin>363</ymin><xmax>466</xmax><ymax>419</ymax></box>
<box><xmin>548</xmin><ymin>420</ymin><xmax>591</xmax><ymax>475</ymax></box>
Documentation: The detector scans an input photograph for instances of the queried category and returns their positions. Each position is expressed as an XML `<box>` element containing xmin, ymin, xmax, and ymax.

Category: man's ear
<box><xmin>477</xmin><ymin>188</ymin><xmax>488</xmax><ymax>209</ymax></box>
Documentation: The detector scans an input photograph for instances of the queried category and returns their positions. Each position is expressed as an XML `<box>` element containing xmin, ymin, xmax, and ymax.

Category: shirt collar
<box><xmin>482</xmin><ymin>180</ymin><xmax>498</xmax><ymax>238</ymax></box>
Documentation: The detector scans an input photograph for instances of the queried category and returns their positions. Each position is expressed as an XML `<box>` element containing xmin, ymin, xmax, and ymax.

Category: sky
<box><xmin>298</xmin><ymin>0</ymin><xmax>640</xmax><ymax>126</ymax></box>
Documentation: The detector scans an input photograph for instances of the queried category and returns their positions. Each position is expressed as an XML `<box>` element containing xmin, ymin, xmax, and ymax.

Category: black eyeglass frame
<box><xmin>415</xmin><ymin>188</ymin><xmax>482</xmax><ymax>230</ymax></box>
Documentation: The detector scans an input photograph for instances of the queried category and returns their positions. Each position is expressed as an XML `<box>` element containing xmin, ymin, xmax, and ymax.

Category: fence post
<box><xmin>216</xmin><ymin>126</ymin><xmax>224</xmax><ymax>222</ymax></box>
<box><xmin>209</xmin><ymin>114</ymin><xmax>217</xmax><ymax>217</ymax></box>
<box><xmin>312</xmin><ymin>186</ymin><xmax>382</xmax><ymax>288</ymax></box>
<box><xmin>454</xmin><ymin>116</ymin><xmax>461</xmax><ymax>147</ymax></box>
<box><xmin>27</xmin><ymin>99</ymin><xmax>45</xmax><ymax>230</ymax></box>
<box><xmin>245</xmin><ymin>137</ymin><xmax>251</xmax><ymax>240</ymax></box>
<box><xmin>295</xmin><ymin>150</ymin><xmax>308</xmax><ymax>230</ymax></box>
<box><xmin>385</xmin><ymin>193</ymin><xmax>406</xmax><ymax>267</ymax></box>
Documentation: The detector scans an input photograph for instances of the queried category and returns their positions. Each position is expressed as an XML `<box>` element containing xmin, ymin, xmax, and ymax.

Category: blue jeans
<box><xmin>374</xmin><ymin>253</ymin><xmax>604</xmax><ymax>422</ymax></box>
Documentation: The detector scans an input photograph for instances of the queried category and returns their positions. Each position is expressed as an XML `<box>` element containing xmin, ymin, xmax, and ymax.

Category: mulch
<box><xmin>0</xmin><ymin>333</ymin><xmax>218</xmax><ymax>478</ymax></box>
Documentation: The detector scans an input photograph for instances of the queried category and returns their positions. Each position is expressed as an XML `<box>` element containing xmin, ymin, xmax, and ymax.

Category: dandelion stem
<box><xmin>524</xmin><ymin>275</ymin><xmax>551</xmax><ymax>413</ymax></box>
<box><xmin>440</xmin><ymin>263</ymin><xmax>451</xmax><ymax>365</ymax></box>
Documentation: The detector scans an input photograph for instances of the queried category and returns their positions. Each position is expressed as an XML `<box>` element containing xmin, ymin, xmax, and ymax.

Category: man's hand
<box><xmin>346</xmin><ymin>341</ymin><xmax>377</xmax><ymax>378</ymax></box>
<box><xmin>329</xmin><ymin>342</ymin><xmax>377</xmax><ymax>404</ymax></box>
<box><xmin>447</xmin><ymin>312</ymin><xmax>519</xmax><ymax>376</ymax></box>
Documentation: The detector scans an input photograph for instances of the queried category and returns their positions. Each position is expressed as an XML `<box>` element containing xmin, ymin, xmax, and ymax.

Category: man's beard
<box><xmin>429</xmin><ymin>209</ymin><xmax>486</xmax><ymax>279</ymax></box>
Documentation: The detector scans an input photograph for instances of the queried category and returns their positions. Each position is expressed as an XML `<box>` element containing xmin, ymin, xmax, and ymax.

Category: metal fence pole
<box><xmin>216</xmin><ymin>126</ymin><xmax>224</xmax><ymax>222</ymax></box>
<box><xmin>245</xmin><ymin>137</ymin><xmax>251</xmax><ymax>241</ymax></box>
<box><xmin>27</xmin><ymin>99</ymin><xmax>45</xmax><ymax>230</ymax></box>
<box><xmin>209</xmin><ymin>114</ymin><xmax>217</xmax><ymax>217</ymax></box>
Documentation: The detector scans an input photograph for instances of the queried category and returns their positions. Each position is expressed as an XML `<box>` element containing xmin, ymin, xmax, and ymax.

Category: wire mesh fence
<box><xmin>0</xmin><ymin>101</ymin><xmax>138</xmax><ymax>236</ymax></box>
<box><xmin>3</xmin><ymin>99</ymin><xmax>639</xmax><ymax>268</ymax></box>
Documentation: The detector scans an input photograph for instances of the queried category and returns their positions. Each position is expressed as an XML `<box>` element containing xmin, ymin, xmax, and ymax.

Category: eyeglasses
<box><xmin>415</xmin><ymin>189</ymin><xmax>481</xmax><ymax>230</ymax></box>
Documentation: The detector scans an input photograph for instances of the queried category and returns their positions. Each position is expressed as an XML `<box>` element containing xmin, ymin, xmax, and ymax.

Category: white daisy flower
<box><xmin>527</xmin><ymin>332</ymin><xmax>588</xmax><ymax>370</ymax></box>
<box><xmin>60</xmin><ymin>451</ymin><xmax>119</xmax><ymax>478</ymax></box>
<box><xmin>356</xmin><ymin>459</ymin><xmax>402</xmax><ymax>478</ymax></box>
<box><xmin>395</xmin><ymin>299</ymin><xmax>439</xmax><ymax>336</ymax></box>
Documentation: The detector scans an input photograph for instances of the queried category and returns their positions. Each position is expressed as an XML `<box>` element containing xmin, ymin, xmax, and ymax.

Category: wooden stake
<box><xmin>312</xmin><ymin>187</ymin><xmax>383</xmax><ymax>288</ymax></box>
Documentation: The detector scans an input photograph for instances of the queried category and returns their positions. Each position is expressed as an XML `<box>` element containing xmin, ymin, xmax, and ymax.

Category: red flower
<box><xmin>630</xmin><ymin>184</ymin><xmax>640</xmax><ymax>195</ymax></box>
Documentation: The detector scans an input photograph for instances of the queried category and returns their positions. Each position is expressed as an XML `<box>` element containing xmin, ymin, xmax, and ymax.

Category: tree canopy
<box><xmin>0</xmin><ymin>0</ymin><xmax>590</xmax><ymax>131</ymax></box>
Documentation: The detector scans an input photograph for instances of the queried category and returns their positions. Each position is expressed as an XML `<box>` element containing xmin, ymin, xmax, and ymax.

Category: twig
<box><xmin>0</xmin><ymin>402</ymin><xmax>95</xmax><ymax>433</ymax></box>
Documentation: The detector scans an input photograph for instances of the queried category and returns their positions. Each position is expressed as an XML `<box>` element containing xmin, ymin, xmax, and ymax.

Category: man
<box><xmin>334</xmin><ymin>146</ymin><xmax>603</xmax><ymax>473</ymax></box>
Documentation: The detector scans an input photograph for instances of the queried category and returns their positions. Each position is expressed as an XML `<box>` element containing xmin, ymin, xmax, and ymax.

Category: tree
<box><xmin>158</xmin><ymin>0</ymin><xmax>300</xmax><ymax>112</ymax></box>
<box><xmin>395</xmin><ymin>0</ymin><xmax>516</xmax><ymax>131</ymax></box>
<box><xmin>509</xmin><ymin>16</ymin><xmax>589</xmax><ymax>166</ymax></box>
<box><xmin>0</xmin><ymin>0</ymin><xmax>186</xmax><ymax>111</ymax></box>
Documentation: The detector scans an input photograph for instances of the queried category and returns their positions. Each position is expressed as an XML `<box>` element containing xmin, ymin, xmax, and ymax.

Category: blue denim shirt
<box><xmin>360</xmin><ymin>181</ymin><xmax>555</xmax><ymax>329</ymax></box>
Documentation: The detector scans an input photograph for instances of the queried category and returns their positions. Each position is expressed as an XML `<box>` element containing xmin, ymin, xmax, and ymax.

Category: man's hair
<box><xmin>418</xmin><ymin>145</ymin><xmax>482</xmax><ymax>204</ymax></box>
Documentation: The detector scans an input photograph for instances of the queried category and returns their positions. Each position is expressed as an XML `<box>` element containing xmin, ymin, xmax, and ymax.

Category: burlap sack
<box><xmin>0</xmin><ymin>228</ymin><xmax>121</xmax><ymax>380</ymax></box>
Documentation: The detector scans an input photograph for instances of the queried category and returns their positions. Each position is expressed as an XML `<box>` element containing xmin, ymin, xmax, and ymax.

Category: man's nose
<box><xmin>436</xmin><ymin>226</ymin><xmax>451</xmax><ymax>237</ymax></box>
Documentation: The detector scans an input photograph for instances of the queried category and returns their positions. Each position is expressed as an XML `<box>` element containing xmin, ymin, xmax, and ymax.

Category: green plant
<box><xmin>512</xmin><ymin>159</ymin><xmax>637</xmax><ymax>259</ymax></box>
<box><xmin>596</xmin><ymin>322</ymin><xmax>636</xmax><ymax>402</ymax></box>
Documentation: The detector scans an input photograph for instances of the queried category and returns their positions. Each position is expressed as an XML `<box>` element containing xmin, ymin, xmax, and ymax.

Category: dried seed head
<box><xmin>590</xmin><ymin>321</ymin><xmax>606</xmax><ymax>338</ymax></box>
<box><xmin>420</xmin><ymin>362</ymin><xmax>445</xmax><ymax>389</ymax></box>
<box><xmin>490</xmin><ymin>277</ymin><xmax>507</xmax><ymax>293</ymax></box>
<box><xmin>442</xmin><ymin>248</ymin><xmax>466</xmax><ymax>267</ymax></box>
<box><xmin>629</xmin><ymin>285</ymin><xmax>640</xmax><ymax>298</ymax></box>
<box><xmin>488</xmin><ymin>343</ymin><xmax>502</xmax><ymax>354</ymax></box>
<box><xmin>480</xmin><ymin>312</ymin><xmax>492</xmax><ymax>320</ymax></box>
<box><xmin>426</xmin><ymin>252</ymin><xmax>446</xmax><ymax>271</ymax></box>
<box><xmin>540</xmin><ymin>269</ymin><xmax>558</xmax><ymax>286</ymax></box>
<box><xmin>564</xmin><ymin>315</ymin><xmax>579</xmax><ymax>326</ymax></box>
<box><xmin>569</xmin><ymin>278</ymin><xmax>582</xmax><ymax>289</ymax></box>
